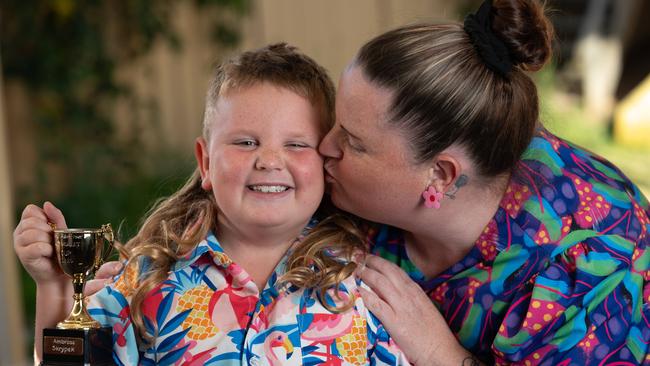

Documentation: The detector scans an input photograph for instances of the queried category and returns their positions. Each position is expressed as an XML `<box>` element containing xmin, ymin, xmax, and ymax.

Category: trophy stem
<box><xmin>73</xmin><ymin>272</ymin><xmax>85</xmax><ymax>295</ymax></box>
<box><xmin>57</xmin><ymin>274</ymin><xmax>100</xmax><ymax>329</ymax></box>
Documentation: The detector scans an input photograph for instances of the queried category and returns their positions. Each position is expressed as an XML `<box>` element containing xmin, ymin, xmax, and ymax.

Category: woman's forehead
<box><xmin>337</xmin><ymin>67</ymin><xmax>394</xmax><ymax>125</ymax></box>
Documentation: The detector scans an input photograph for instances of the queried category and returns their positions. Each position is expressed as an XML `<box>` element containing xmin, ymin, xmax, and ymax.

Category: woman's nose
<box><xmin>254</xmin><ymin>148</ymin><xmax>283</xmax><ymax>170</ymax></box>
<box><xmin>318</xmin><ymin>129</ymin><xmax>342</xmax><ymax>159</ymax></box>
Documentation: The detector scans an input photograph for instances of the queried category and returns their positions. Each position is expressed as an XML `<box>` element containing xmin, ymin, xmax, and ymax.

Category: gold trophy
<box><xmin>42</xmin><ymin>224</ymin><xmax>115</xmax><ymax>366</ymax></box>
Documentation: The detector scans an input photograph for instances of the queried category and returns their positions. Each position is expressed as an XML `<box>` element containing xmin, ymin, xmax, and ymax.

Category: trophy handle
<box><xmin>95</xmin><ymin>223</ymin><xmax>115</xmax><ymax>271</ymax></box>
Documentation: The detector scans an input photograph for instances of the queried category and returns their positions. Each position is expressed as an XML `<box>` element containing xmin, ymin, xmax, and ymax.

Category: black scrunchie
<box><xmin>463</xmin><ymin>0</ymin><xmax>513</xmax><ymax>77</ymax></box>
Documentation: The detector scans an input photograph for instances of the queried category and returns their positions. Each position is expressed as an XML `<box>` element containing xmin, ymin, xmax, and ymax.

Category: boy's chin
<box><xmin>245</xmin><ymin>215</ymin><xmax>308</xmax><ymax>230</ymax></box>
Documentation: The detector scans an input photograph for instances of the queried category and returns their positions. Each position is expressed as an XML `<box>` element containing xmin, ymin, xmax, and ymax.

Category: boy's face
<box><xmin>196</xmin><ymin>82</ymin><xmax>325</xmax><ymax>237</ymax></box>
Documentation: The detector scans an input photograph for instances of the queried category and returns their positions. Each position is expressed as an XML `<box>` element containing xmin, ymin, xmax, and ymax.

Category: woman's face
<box><xmin>319</xmin><ymin>66</ymin><xmax>429</xmax><ymax>227</ymax></box>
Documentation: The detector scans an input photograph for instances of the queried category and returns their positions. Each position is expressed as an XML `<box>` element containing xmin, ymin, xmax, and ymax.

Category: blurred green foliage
<box><xmin>1</xmin><ymin>0</ymin><xmax>248</xmax><ymax>351</ymax></box>
<box><xmin>2</xmin><ymin>0</ymin><xmax>249</xmax><ymax>227</ymax></box>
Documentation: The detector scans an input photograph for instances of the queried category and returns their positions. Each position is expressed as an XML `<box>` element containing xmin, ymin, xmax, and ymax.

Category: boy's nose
<box><xmin>254</xmin><ymin>149</ymin><xmax>283</xmax><ymax>170</ymax></box>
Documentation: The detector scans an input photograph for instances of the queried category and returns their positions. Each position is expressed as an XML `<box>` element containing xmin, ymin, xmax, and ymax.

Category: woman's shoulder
<box><xmin>507</xmin><ymin>128</ymin><xmax>649</xmax><ymax>245</ymax></box>
<box><xmin>519</xmin><ymin>129</ymin><xmax>646</xmax><ymax>207</ymax></box>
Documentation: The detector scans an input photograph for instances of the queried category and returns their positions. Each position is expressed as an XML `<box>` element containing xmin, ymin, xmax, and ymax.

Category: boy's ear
<box><xmin>195</xmin><ymin>137</ymin><xmax>212</xmax><ymax>190</ymax></box>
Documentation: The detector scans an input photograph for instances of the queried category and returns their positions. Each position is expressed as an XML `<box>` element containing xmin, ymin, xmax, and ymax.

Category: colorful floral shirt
<box><xmin>370</xmin><ymin>128</ymin><xmax>650</xmax><ymax>365</ymax></box>
<box><xmin>88</xmin><ymin>223</ymin><xmax>408</xmax><ymax>365</ymax></box>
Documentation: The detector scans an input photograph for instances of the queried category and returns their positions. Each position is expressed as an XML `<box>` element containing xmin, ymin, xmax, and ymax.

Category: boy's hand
<box><xmin>85</xmin><ymin>261</ymin><xmax>123</xmax><ymax>296</ymax></box>
<box><xmin>13</xmin><ymin>202</ymin><xmax>68</xmax><ymax>286</ymax></box>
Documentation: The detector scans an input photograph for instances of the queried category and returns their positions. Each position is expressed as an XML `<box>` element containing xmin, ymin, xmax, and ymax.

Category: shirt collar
<box><xmin>172</xmin><ymin>218</ymin><xmax>319</xmax><ymax>272</ymax></box>
<box><xmin>170</xmin><ymin>232</ymin><xmax>228</xmax><ymax>272</ymax></box>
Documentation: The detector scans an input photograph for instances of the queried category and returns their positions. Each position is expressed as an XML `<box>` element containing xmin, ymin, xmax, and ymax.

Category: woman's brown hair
<box><xmin>354</xmin><ymin>0</ymin><xmax>554</xmax><ymax>177</ymax></box>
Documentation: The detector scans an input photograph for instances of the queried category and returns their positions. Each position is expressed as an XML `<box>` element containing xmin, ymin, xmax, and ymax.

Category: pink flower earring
<box><xmin>422</xmin><ymin>186</ymin><xmax>443</xmax><ymax>209</ymax></box>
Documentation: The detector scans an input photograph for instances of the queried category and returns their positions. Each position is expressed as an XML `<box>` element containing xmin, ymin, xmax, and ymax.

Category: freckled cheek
<box><xmin>211</xmin><ymin>154</ymin><xmax>250</xmax><ymax>186</ymax></box>
<box><xmin>290</xmin><ymin>154</ymin><xmax>325</xmax><ymax>189</ymax></box>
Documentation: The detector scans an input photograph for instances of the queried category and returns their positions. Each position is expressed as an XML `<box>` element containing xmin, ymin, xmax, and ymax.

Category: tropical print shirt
<box><xmin>88</xmin><ymin>222</ymin><xmax>408</xmax><ymax>365</ymax></box>
<box><xmin>370</xmin><ymin>128</ymin><xmax>650</xmax><ymax>365</ymax></box>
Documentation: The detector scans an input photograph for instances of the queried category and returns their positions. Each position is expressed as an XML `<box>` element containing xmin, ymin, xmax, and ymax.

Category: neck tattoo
<box><xmin>445</xmin><ymin>174</ymin><xmax>469</xmax><ymax>200</ymax></box>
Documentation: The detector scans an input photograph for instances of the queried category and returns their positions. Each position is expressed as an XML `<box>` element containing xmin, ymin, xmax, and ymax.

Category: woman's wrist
<box><xmin>415</xmin><ymin>343</ymin><xmax>481</xmax><ymax>366</ymax></box>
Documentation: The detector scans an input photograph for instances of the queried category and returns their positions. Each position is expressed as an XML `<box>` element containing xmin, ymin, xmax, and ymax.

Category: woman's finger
<box><xmin>358</xmin><ymin>286</ymin><xmax>395</xmax><ymax>323</ymax></box>
<box><xmin>360</xmin><ymin>260</ymin><xmax>456</xmax><ymax>364</ymax></box>
<box><xmin>364</xmin><ymin>255</ymin><xmax>412</xmax><ymax>286</ymax></box>
<box><xmin>359</xmin><ymin>255</ymin><xmax>416</xmax><ymax>305</ymax></box>
<box><xmin>357</xmin><ymin>263</ymin><xmax>401</xmax><ymax>308</ymax></box>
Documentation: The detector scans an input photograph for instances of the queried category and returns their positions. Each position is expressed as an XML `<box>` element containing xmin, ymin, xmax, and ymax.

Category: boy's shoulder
<box><xmin>110</xmin><ymin>260</ymin><xmax>141</xmax><ymax>299</ymax></box>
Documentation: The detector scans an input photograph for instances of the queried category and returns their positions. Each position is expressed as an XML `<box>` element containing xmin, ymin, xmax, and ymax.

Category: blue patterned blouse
<box><xmin>370</xmin><ymin>128</ymin><xmax>650</xmax><ymax>365</ymax></box>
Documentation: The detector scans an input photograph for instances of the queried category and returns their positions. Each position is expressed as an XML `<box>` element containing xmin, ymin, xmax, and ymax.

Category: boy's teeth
<box><xmin>249</xmin><ymin>185</ymin><xmax>288</xmax><ymax>193</ymax></box>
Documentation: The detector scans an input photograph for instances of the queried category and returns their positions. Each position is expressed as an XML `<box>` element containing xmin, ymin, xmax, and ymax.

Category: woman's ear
<box><xmin>195</xmin><ymin>137</ymin><xmax>212</xmax><ymax>190</ymax></box>
<box><xmin>429</xmin><ymin>152</ymin><xmax>462</xmax><ymax>194</ymax></box>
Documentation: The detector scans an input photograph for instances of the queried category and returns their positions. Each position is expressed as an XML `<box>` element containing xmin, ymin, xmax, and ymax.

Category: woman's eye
<box><xmin>344</xmin><ymin>134</ymin><xmax>365</xmax><ymax>153</ymax></box>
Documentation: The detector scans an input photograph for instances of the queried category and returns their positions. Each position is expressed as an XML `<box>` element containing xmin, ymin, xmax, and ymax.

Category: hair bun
<box><xmin>491</xmin><ymin>0</ymin><xmax>554</xmax><ymax>71</ymax></box>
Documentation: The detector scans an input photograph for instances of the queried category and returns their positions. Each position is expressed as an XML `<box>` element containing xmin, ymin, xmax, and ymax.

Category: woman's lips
<box><xmin>323</xmin><ymin>167</ymin><xmax>336</xmax><ymax>183</ymax></box>
<box><xmin>324</xmin><ymin>161</ymin><xmax>337</xmax><ymax>183</ymax></box>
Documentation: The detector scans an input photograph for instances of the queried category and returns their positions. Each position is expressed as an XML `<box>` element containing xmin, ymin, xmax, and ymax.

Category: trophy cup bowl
<box><xmin>53</xmin><ymin>224</ymin><xmax>114</xmax><ymax>329</ymax></box>
<box><xmin>43</xmin><ymin>224</ymin><xmax>115</xmax><ymax>365</ymax></box>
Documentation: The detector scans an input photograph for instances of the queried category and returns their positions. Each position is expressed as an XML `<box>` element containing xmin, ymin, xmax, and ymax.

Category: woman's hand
<box><xmin>357</xmin><ymin>255</ymin><xmax>478</xmax><ymax>366</ymax></box>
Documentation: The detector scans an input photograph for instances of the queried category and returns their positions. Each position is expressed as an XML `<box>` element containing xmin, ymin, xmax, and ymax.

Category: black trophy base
<box><xmin>43</xmin><ymin>327</ymin><xmax>114</xmax><ymax>366</ymax></box>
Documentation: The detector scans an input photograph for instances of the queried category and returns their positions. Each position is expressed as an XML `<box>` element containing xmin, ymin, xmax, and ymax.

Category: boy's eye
<box><xmin>234</xmin><ymin>140</ymin><xmax>257</xmax><ymax>147</ymax></box>
<box><xmin>286</xmin><ymin>142</ymin><xmax>309</xmax><ymax>149</ymax></box>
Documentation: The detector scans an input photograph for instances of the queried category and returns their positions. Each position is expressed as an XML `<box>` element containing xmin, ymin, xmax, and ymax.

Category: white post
<box><xmin>0</xmin><ymin>56</ymin><xmax>29</xmax><ymax>365</ymax></box>
<box><xmin>575</xmin><ymin>0</ymin><xmax>639</xmax><ymax>125</ymax></box>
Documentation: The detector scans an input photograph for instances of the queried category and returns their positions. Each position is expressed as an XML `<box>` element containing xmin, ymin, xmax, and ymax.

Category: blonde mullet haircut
<box><xmin>115</xmin><ymin>169</ymin><xmax>216</xmax><ymax>346</ymax></box>
<box><xmin>282</xmin><ymin>213</ymin><xmax>368</xmax><ymax>313</ymax></box>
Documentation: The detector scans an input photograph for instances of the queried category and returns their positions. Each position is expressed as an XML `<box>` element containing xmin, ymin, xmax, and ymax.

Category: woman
<box><xmin>320</xmin><ymin>0</ymin><xmax>649</xmax><ymax>364</ymax></box>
